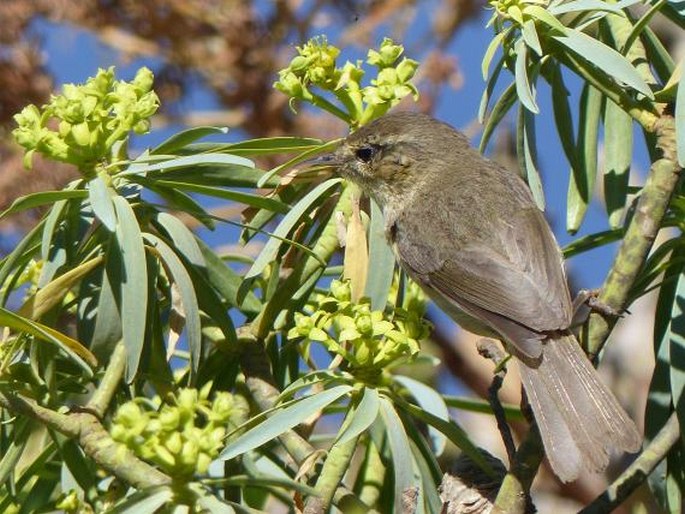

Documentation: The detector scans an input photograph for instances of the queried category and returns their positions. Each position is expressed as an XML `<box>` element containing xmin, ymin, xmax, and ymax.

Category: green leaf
<box><xmin>523</xmin><ymin>5</ymin><xmax>567</xmax><ymax>34</ymax></box>
<box><xmin>154</xmin><ymin>180</ymin><xmax>289</xmax><ymax>213</ymax></box>
<box><xmin>549</xmin><ymin>64</ymin><xmax>578</xmax><ymax>172</ymax></box>
<box><xmin>0</xmin><ymin>190</ymin><xmax>86</xmax><ymax>220</ymax></box>
<box><xmin>112</xmin><ymin>196</ymin><xmax>148</xmax><ymax>382</ymax></box>
<box><xmin>364</xmin><ymin>200</ymin><xmax>396</xmax><ymax>310</ymax></box>
<box><xmin>0</xmin><ymin>222</ymin><xmax>42</xmax><ymax>306</ymax></box>
<box><xmin>479</xmin><ymin>81</ymin><xmax>517</xmax><ymax>153</ymax></box>
<box><xmin>87</xmin><ymin>175</ymin><xmax>117</xmax><ymax>232</ymax></box>
<box><xmin>220</xmin><ymin>385</ymin><xmax>352</xmax><ymax>460</ymax></box>
<box><xmin>154</xmin><ymin>212</ymin><xmax>205</xmax><ymax>268</ymax></box>
<box><xmin>397</xmin><ymin>397</ymin><xmax>496</xmax><ymax>477</ymax></box>
<box><xmin>220</xmin><ymin>136</ymin><xmax>325</xmax><ymax>155</ymax></box>
<box><xmin>676</xmin><ymin>56</ymin><xmax>685</xmax><ymax>167</ymax></box>
<box><xmin>561</xmin><ymin>228</ymin><xmax>623</xmax><ymax>258</ymax></box>
<box><xmin>107</xmin><ymin>486</ymin><xmax>174</xmax><ymax>513</ymax></box>
<box><xmin>133</xmin><ymin>178</ymin><xmax>215</xmax><ymax>229</ymax></box>
<box><xmin>151</xmin><ymin>126</ymin><xmax>229</xmax><ymax>155</ymax></box>
<box><xmin>144</xmin><ymin>233</ymin><xmax>202</xmax><ymax>381</ymax></box>
<box><xmin>196</xmin><ymin>239</ymin><xmax>261</xmax><ymax>314</ymax></box>
<box><xmin>552</xmin><ymin>28</ymin><xmax>654</xmax><ymax>99</ymax></box>
<box><xmin>243</xmin><ymin>178</ymin><xmax>343</xmax><ymax>282</ymax></box>
<box><xmin>482</xmin><ymin>30</ymin><xmax>507</xmax><ymax>80</ymax></box>
<box><xmin>144</xmin><ymin>163</ymin><xmax>278</xmax><ymax>189</ymax></box>
<box><xmin>514</xmin><ymin>39</ymin><xmax>539</xmax><ymax>114</ymax></box>
<box><xmin>670</xmin><ymin>278</ymin><xmax>685</xmax><ymax>441</ymax></box>
<box><xmin>549</xmin><ymin>0</ymin><xmax>641</xmax><ymax>15</ymax></box>
<box><xmin>257</xmin><ymin>139</ymin><xmax>341</xmax><ymax>188</ymax></box>
<box><xmin>479</xmin><ymin>56</ymin><xmax>505</xmax><ymax>124</ymax></box>
<box><xmin>567</xmin><ymin>84</ymin><xmax>602</xmax><ymax>233</ymax></box>
<box><xmin>517</xmin><ymin>105</ymin><xmax>545</xmax><ymax>209</ymax></box>
<box><xmin>337</xmin><ymin>387</ymin><xmax>381</xmax><ymax>445</ymax></box>
<box><xmin>522</xmin><ymin>20</ymin><xmax>542</xmax><ymax>56</ymax></box>
<box><xmin>604</xmin><ymin>99</ymin><xmax>633</xmax><ymax>228</ymax></box>
<box><xmin>124</xmin><ymin>153</ymin><xmax>255</xmax><ymax>175</ymax></box>
<box><xmin>0</xmin><ymin>307</ymin><xmax>96</xmax><ymax>371</ymax></box>
<box><xmin>379</xmin><ymin>397</ymin><xmax>416</xmax><ymax>512</ymax></box>
<box><xmin>394</xmin><ymin>376</ymin><xmax>449</xmax><ymax>456</ymax></box>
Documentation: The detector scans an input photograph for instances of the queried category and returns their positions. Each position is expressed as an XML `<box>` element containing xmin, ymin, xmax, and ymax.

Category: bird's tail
<box><xmin>517</xmin><ymin>333</ymin><xmax>641</xmax><ymax>482</ymax></box>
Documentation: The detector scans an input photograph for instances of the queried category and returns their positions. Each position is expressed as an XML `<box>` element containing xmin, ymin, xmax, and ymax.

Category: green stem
<box><xmin>87</xmin><ymin>341</ymin><xmax>126</xmax><ymax>418</ymax></box>
<box><xmin>579</xmin><ymin>413</ymin><xmax>680</xmax><ymax>514</ymax></box>
<box><xmin>0</xmin><ymin>392</ymin><xmax>170</xmax><ymax>489</ymax></box>
<box><xmin>493</xmin><ymin>424</ymin><xmax>543</xmax><ymax>514</ymax></box>
<box><xmin>303</xmin><ymin>437</ymin><xmax>360</xmax><ymax>513</ymax></box>
<box><xmin>587</xmin><ymin>154</ymin><xmax>680</xmax><ymax>356</ymax></box>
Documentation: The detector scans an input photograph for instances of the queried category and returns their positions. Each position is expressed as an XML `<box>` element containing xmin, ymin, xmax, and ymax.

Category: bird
<box><xmin>326</xmin><ymin>111</ymin><xmax>642</xmax><ymax>482</ymax></box>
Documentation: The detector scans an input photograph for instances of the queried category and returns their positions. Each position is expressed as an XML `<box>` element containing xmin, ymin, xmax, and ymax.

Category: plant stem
<box><xmin>579</xmin><ymin>413</ymin><xmax>680</xmax><ymax>513</ymax></box>
<box><xmin>303</xmin><ymin>437</ymin><xmax>359</xmax><ymax>514</ymax></box>
<box><xmin>87</xmin><ymin>341</ymin><xmax>127</xmax><ymax>418</ymax></box>
<box><xmin>0</xmin><ymin>392</ymin><xmax>170</xmax><ymax>489</ymax></box>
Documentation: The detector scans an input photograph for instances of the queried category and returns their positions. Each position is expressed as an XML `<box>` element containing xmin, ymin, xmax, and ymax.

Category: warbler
<box><xmin>328</xmin><ymin>111</ymin><xmax>641</xmax><ymax>482</ymax></box>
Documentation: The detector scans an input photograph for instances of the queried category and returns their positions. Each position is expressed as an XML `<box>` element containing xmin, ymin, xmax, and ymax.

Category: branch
<box><xmin>0</xmin><ymin>392</ymin><xmax>170</xmax><ymax>489</ymax></box>
<box><xmin>579</xmin><ymin>412</ymin><xmax>680</xmax><ymax>513</ymax></box>
<box><xmin>586</xmin><ymin>118</ymin><xmax>681</xmax><ymax>356</ymax></box>
<box><xmin>87</xmin><ymin>341</ymin><xmax>127</xmax><ymax>418</ymax></box>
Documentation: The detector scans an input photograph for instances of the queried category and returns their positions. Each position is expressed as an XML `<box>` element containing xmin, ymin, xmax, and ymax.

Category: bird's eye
<box><xmin>355</xmin><ymin>145</ymin><xmax>377</xmax><ymax>163</ymax></box>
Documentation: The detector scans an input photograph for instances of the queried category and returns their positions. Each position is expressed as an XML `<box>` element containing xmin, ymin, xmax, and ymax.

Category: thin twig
<box><xmin>477</xmin><ymin>339</ymin><xmax>516</xmax><ymax>464</ymax></box>
<box><xmin>87</xmin><ymin>341</ymin><xmax>127</xmax><ymax>418</ymax></box>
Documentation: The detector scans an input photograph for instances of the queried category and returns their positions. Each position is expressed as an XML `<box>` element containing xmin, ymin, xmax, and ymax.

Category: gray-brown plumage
<box><xmin>331</xmin><ymin>111</ymin><xmax>641</xmax><ymax>482</ymax></box>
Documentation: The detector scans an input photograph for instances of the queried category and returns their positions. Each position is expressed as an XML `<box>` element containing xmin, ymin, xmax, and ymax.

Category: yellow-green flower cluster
<box><xmin>12</xmin><ymin>66</ymin><xmax>159</xmax><ymax>172</ymax></box>
<box><xmin>110</xmin><ymin>383</ymin><xmax>248</xmax><ymax>479</ymax></box>
<box><xmin>288</xmin><ymin>280</ymin><xmax>429</xmax><ymax>376</ymax></box>
<box><xmin>275</xmin><ymin>36</ymin><xmax>419</xmax><ymax>126</ymax></box>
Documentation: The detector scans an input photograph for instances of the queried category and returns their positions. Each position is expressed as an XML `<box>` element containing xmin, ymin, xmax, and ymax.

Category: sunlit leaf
<box><xmin>151</xmin><ymin>126</ymin><xmax>229</xmax><ymax>155</ymax></box>
<box><xmin>604</xmin><ymin>99</ymin><xmax>633</xmax><ymax>228</ymax></box>
<box><xmin>87</xmin><ymin>175</ymin><xmax>117</xmax><ymax>232</ymax></box>
<box><xmin>379</xmin><ymin>397</ymin><xmax>416</xmax><ymax>512</ymax></box>
<box><xmin>567</xmin><ymin>84</ymin><xmax>602</xmax><ymax>233</ymax></box>
<box><xmin>336</xmin><ymin>387</ymin><xmax>380</xmax><ymax>445</ymax></box>
<box><xmin>552</xmin><ymin>28</ymin><xmax>653</xmax><ymax>99</ymax></box>
<box><xmin>364</xmin><ymin>199</ymin><xmax>396</xmax><ymax>310</ymax></box>
<box><xmin>514</xmin><ymin>39</ymin><xmax>539</xmax><ymax>114</ymax></box>
<box><xmin>0</xmin><ymin>307</ymin><xmax>96</xmax><ymax>370</ymax></box>
<box><xmin>394</xmin><ymin>376</ymin><xmax>449</xmax><ymax>456</ymax></box>
<box><xmin>0</xmin><ymin>190</ymin><xmax>86</xmax><ymax>221</ymax></box>
<box><xmin>154</xmin><ymin>212</ymin><xmax>205</xmax><ymax>268</ymax></box>
<box><xmin>676</xmin><ymin>57</ymin><xmax>685</xmax><ymax>167</ymax></box>
<box><xmin>343</xmin><ymin>195</ymin><xmax>368</xmax><ymax>302</ymax></box>
<box><xmin>112</xmin><ymin>196</ymin><xmax>148</xmax><ymax>382</ymax></box>
<box><xmin>479</xmin><ymin>81</ymin><xmax>517</xmax><ymax>153</ymax></box>
<box><xmin>220</xmin><ymin>385</ymin><xmax>352</xmax><ymax>461</ymax></box>
<box><xmin>144</xmin><ymin>233</ymin><xmax>202</xmax><ymax>381</ymax></box>
<box><xmin>517</xmin><ymin>105</ymin><xmax>545</xmax><ymax>209</ymax></box>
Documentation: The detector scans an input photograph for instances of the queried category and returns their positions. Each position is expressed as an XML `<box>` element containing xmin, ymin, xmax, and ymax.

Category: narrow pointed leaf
<box><xmin>567</xmin><ymin>84</ymin><xmax>602</xmax><ymax>233</ymax></box>
<box><xmin>0</xmin><ymin>190</ymin><xmax>86</xmax><ymax>220</ymax></box>
<box><xmin>676</xmin><ymin>57</ymin><xmax>685</xmax><ymax>167</ymax></box>
<box><xmin>364</xmin><ymin>199</ymin><xmax>396</xmax><ymax>310</ymax></box>
<box><xmin>87</xmin><ymin>175</ymin><xmax>117</xmax><ymax>232</ymax></box>
<box><xmin>154</xmin><ymin>212</ymin><xmax>205</xmax><ymax>268</ymax></box>
<box><xmin>112</xmin><ymin>196</ymin><xmax>148</xmax><ymax>381</ymax></box>
<box><xmin>337</xmin><ymin>387</ymin><xmax>381</xmax><ymax>445</ymax></box>
<box><xmin>522</xmin><ymin>20</ymin><xmax>542</xmax><ymax>56</ymax></box>
<box><xmin>379</xmin><ymin>397</ymin><xmax>416</xmax><ymax>512</ymax></box>
<box><xmin>243</xmin><ymin>178</ymin><xmax>343</xmax><ymax>282</ymax></box>
<box><xmin>220</xmin><ymin>385</ymin><xmax>352</xmax><ymax>460</ymax></box>
<box><xmin>604</xmin><ymin>99</ymin><xmax>633</xmax><ymax>227</ymax></box>
<box><xmin>394</xmin><ymin>376</ymin><xmax>449</xmax><ymax>456</ymax></box>
<box><xmin>479</xmin><ymin>81</ymin><xmax>517</xmax><ymax>153</ymax></box>
<box><xmin>517</xmin><ymin>106</ymin><xmax>545</xmax><ymax>209</ymax></box>
<box><xmin>553</xmin><ymin>29</ymin><xmax>654</xmax><ymax>99</ymax></box>
<box><xmin>144</xmin><ymin>233</ymin><xmax>202</xmax><ymax>381</ymax></box>
<box><xmin>0</xmin><ymin>306</ymin><xmax>96</xmax><ymax>370</ymax></box>
<box><xmin>514</xmin><ymin>39</ymin><xmax>539</xmax><ymax>114</ymax></box>
<box><xmin>152</xmin><ymin>126</ymin><xmax>229</xmax><ymax>155</ymax></box>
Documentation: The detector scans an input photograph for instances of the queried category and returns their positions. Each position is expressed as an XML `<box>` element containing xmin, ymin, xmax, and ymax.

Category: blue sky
<box><xmin>29</xmin><ymin>5</ymin><xmax>650</xmax><ymax>292</ymax></box>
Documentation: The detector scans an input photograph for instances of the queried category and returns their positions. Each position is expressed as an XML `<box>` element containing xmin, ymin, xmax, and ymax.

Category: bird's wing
<box><xmin>396</xmin><ymin>207</ymin><xmax>572</xmax><ymax>358</ymax></box>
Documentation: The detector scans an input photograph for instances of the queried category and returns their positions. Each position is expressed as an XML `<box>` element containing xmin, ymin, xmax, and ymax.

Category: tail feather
<box><xmin>517</xmin><ymin>334</ymin><xmax>641</xmax><ymax>482</ymax></box>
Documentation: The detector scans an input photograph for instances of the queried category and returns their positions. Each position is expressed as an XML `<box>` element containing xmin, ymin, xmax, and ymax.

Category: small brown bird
<box><xmin>330</xmin><ymin>111</ymin><xmax>641</xmax><ymax>482</ymax></box>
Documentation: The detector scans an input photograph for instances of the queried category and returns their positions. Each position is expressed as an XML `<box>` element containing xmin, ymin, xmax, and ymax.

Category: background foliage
<box><xmin>0</xmin><ymin>1</ymin><xmax>684</xmax><ymax>513</ymax></box>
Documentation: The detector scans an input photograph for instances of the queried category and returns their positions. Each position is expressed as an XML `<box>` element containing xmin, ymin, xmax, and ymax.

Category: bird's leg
<box><xmin>572</xmin><ymin>288</ymin><xmax>627</xmax><ymax>323</ymax></box>
<box><xmin>477</xmin><ymin>338</ymin><xmax>516</xmax><ymax>465</ymax></box>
